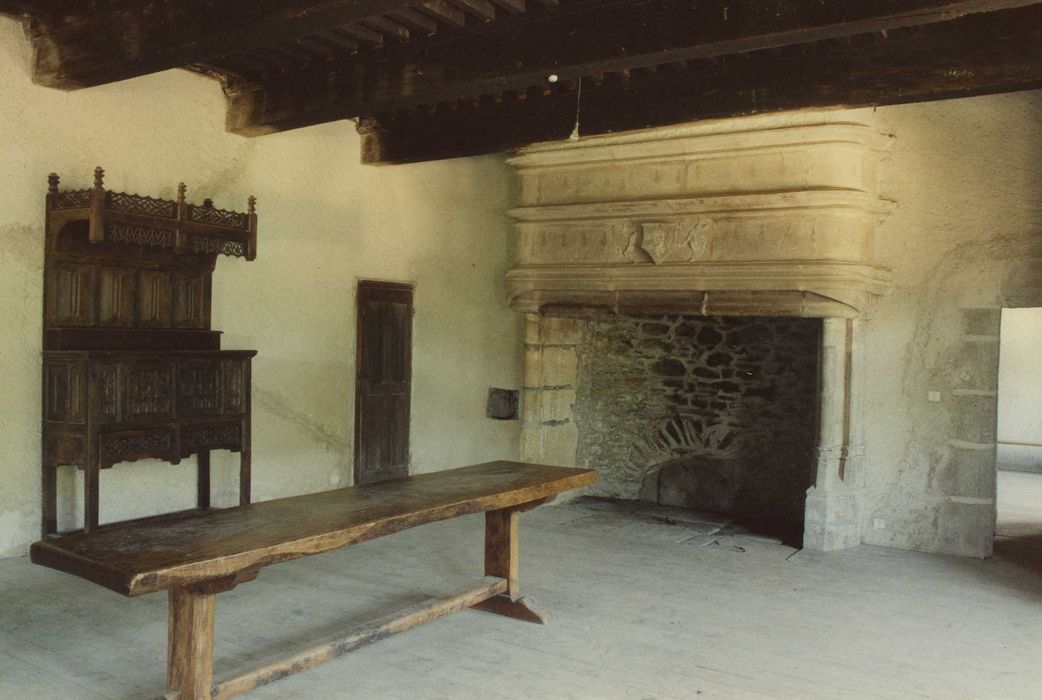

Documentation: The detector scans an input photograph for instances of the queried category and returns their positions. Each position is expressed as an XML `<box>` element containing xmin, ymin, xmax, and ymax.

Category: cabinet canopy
<box><xmin>47</xmin><ymin>166</ymin><xmax>256</xmax><ymax>260</ymax></box>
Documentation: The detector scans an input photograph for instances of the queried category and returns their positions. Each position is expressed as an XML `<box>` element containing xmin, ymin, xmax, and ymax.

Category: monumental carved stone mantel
<box><xmin>505</xmin><ymin>114</ymin><xmax>896</xmax><ymax>551</ymax></box>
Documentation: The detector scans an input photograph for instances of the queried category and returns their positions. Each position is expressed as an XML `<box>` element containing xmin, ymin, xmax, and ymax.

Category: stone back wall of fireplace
<box><xmin>574</xmin><ymin>314</ymin><xmax>820</xmax><ymax>521</ymax></box>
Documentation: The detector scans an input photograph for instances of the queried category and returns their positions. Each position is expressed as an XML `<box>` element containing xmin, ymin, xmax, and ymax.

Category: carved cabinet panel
<box><xmin>98</xmin><ymin>267</ymin><xmax>136</xmax><ymax>326</ymax></box>
<box><xmin>46</xmin><ymin>264</ymin><xmax>95</xmax><ymax>326</ymax></box>
<box><xmin>93</xmin><ymin>363</ymin><xmax>120</xmax><ymax>423</ymax></box>
<box><xmin>137</xmin><ymin>271</ymin><xmax>172</xmax><ymax>328</ymax></box>
<box><xmin>45</xmin><ymin>361</ymin><xmax>86</xmax><ymax>423</ymax></box>
<box><xmin>172</xmin><ymin>273</ymin><xmax>209</xmax><ymax>329</ymax></box>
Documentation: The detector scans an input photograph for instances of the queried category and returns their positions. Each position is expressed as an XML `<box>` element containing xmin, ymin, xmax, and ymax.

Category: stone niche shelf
<box><xmin>506</xmin><ymin>117</ymin><xmax>895</xmax><ymax>319</ymax></box>
<box><xmin>506</xmin><ymin>114</ymin><xmax>897</xmax><ymax>552</ymax></box>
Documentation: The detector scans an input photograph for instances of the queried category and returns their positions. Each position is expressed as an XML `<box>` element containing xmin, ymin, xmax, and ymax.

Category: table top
<box><xmin>30</xmin><ymin>461</ymin><xmax>597</xmax><ymax>597</ymax></box>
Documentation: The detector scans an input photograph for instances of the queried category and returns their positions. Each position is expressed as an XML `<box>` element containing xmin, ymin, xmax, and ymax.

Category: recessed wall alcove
<box><xmin>506</xmin><ymin>113</ymin><xmax>896</xmax><ymax>550</ymax></box>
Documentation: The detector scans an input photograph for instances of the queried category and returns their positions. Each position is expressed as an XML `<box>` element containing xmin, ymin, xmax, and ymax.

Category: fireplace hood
<box><xmin>505</xmin><ymin>113</ymin><xmax>895</xmax><ymax>318</ymax></box>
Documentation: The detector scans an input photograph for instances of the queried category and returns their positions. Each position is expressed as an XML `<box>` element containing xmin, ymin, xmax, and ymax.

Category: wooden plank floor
<box><xmin>4</xmin><ymin>488</ymin><xmax>1042</xmax><ymax>699</ymax></box>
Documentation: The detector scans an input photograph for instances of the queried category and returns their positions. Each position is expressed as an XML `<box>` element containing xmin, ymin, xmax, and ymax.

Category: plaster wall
<box><xmin>0</xmin><ymin>17</ymin><xmax>521</xmax><ymax>558</ymax></box>
<box><xmin>861</xmin><ymin>93</ymin><xmax>1042</xmax><ymax>557</ymax></box>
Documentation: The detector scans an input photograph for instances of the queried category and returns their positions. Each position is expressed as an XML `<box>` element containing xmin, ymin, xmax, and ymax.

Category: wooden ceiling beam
<box><xmin>362</xmin><ymin>16</ymin><xmax>412</xmax><ymax>41</ymax></box>
<box><xmin>487</xmin><ymin>0</ymin><xmax>525</xmax><ymax>13</ymax></box>
<box><xmin>387</xmin><ymin>7</ymin><xmax>440</xmax><ymax>34</ymax></box>
<box><xmin>418</xmin><ymin>1</ymin><xmax>468</xmax><ymax>28</ymax></box>
<box><xmin>224</xmin><ymin>0</ymin><xmax>1042</xmax><ymax>135</ymax></box>
<box><xmin>316</xmin><ymin>29</ymin><xmax>361</xmax><ymax>53</ymax></box>
<box><xmin>447</xmin><ymin>0</ymin><xmax>498</xmax><ymax>22</ymax></box>
<box><xmin>0</xmin><ymin>1</ymin><xmax>61</xmax><ymax>18</ymax></box>
<box><xmin>334</xmin><ymin>24</ymin><xmax>386</xmax><ymax>47</ymax></box>
<box><xmin>356</xmin><ymin>4</ymin><xmax>1042</xmax><ymax>163</ymax></box>
<box><xmin>13</xmin><ymin>0</ymin><xmax>419</xmax><ymax>89</ymax></box>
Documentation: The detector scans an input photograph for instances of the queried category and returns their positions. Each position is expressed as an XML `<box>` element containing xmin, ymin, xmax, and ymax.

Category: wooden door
<box><xmin>354</xmin><ymin>281</ymin><xmax>413</xmax><ymax>484</ymax></box>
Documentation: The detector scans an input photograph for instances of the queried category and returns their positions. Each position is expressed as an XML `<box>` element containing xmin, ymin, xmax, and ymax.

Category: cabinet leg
<box><xmin>239</xmin><ymin>448</ymin><xmax>251</xmax><ymax>506</ymax></box>
<box><xmin>197</xmin><ymin>451</ymin><xmax>211</xmax><ymax>510</ymax></box>
<box><xmin>41</xmin><ymin>461</ymin><xmax>57</xmax><ymax>537</ymax></box>
<box><xmin>84</xmin><ymin>461</ymin><xmax>100</xmax><ymax>533</ymax></box>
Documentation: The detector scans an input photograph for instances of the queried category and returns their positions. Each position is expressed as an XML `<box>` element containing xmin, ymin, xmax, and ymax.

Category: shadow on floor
<box><xmin>994</xmin><ymin>469</ymin><xmax>1042</xmax><ymax>581</ymax></box>
<box><xmin>571</xmin><ymin>496</ymin><xmax>805</xmax><ymax>549</ymax></box>
<box><xmin>995</xmin><ymin>532</ymin><xmax>1042</xmax><ymax>581</ymax></box>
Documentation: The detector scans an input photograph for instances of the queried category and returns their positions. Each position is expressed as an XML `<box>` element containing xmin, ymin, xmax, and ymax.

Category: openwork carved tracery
<box><xmin>46</xmin><ymin>167</ymin><xmax>256</xmax><ymax>260</ymax></box>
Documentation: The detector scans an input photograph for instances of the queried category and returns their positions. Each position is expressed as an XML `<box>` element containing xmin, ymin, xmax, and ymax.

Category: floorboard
<box><xmin>2</xmin><ymin>488</ymin><xmax>1042</xmax><ymax>699</ymax></box>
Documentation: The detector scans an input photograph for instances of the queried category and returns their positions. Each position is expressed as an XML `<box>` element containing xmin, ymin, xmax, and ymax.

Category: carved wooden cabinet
<box><xmin>42</xmin><ymin>168</ymin><xmax>258</xmax><ymax>535</ymax></box>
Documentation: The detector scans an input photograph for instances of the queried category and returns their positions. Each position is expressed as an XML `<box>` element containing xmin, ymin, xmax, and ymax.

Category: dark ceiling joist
<box><xmin>223</xmin><ymin>0</ymin><xmax>1042</xmax><ymax>135</ymax></box>
<box><xmin>357</xmin><ymin>4</ymin><xmax>1042</xmax><ymax>164</ymax></box>
<box><xmin>0</xmin><ymin>0</ymin><xmax>418</xmax><ymax>89</ymax></box>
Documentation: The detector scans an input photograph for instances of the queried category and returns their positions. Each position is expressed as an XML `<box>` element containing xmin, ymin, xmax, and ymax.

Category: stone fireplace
<box><xmin>506</xmin><ymin>114</ymin><xmax>895</xmax><ymax>551</ymax></box>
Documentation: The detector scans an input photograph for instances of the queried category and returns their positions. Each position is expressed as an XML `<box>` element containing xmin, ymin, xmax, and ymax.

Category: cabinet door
<box><xmin>123</xmin><ymin>362</ymin><xmax>175</xmax><ymax>422</ymax></box>
<box><xmin>177</xmin><ymin>361</ymin><xmax>222</xmax><ymax>416</ymax></box>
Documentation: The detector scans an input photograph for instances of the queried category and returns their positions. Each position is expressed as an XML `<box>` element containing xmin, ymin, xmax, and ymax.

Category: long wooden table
<box><xmin>30</xmin><ymin>461</ymin><xmax>597</xmax><ymax>699</ymax></box>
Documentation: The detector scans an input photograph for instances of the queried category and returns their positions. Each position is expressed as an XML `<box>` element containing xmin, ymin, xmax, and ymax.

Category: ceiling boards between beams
<box><xmin>2</xmin><ymin>0</ymin><xmax>1041</xmax><ymax>163</ymax></box>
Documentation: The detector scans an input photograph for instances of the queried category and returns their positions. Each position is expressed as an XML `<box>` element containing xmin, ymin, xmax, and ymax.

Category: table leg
<box><xmin>472</xmin><ymin>508</ymin><xmax>548</xmax><ymax>624</ymax></box>
<box><xmin>167</xmin><ymin>587</ymin><xmax>216</xmax><ymax>700</ymax></box>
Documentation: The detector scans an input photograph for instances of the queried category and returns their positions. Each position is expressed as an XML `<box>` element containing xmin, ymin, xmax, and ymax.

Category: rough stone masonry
<box><xmin>574</xmin><ymin>314</ymin><xmax>821</xmax><ymax>522</ymax></box>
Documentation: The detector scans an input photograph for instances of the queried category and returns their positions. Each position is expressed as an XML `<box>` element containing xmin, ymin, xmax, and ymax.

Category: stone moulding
<box><xmin>506</xmin><ymin>261</ymin><xmax>893</xmax><ymax>318</ymax></box>
<box><xmin>506</xmin><ymin>116</ymin><xmax>895</xmax><ymax>318</ymax></box>
<box><xmin>507</xmin><ymin>120</ymin><xmax>893</xmax><ymax>167</ymax></box>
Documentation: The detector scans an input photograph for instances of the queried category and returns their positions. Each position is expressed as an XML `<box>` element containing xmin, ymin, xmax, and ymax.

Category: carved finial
<box><xmin>48</xmin><ymin>173</ymin><xmax>60</xmax><ymax>193</ymax></box>
<box><xmin>202</xmin><ymin>198</ymin><xmax>214</xmax><ymax>208</ymax></box>
<box><xmin>177</xmin><ymin>182</ymin><xmax>186</xmax><ymax>203</ymax></box>
<box><xmin>93</xmin><ymin>166</ymin><xmax>105</xmax><ymax>189</ymax></box>
<box><xmin>247</xmin><ymin>195</ymin><xmax>256</xmax><ymax>214</ymax></box>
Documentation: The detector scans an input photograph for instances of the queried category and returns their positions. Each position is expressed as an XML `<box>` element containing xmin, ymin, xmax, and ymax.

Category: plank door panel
<box><xmin>354</xmin><ymin>281</ymin><xmax>413</xmax><ymax>485</ymax></box>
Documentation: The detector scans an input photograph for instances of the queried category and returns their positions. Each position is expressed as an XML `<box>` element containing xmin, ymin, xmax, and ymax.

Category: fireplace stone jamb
<box><xmin>804</xmin><ymin>317</ymin><xmax>865</xmax><ymax>550</ymax></box>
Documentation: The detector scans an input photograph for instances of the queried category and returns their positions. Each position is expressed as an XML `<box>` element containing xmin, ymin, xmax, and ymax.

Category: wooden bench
<box><xmin>30</xmin><ymin>461</ymin><xmax>597</xmax><ymax>699</ymax></box>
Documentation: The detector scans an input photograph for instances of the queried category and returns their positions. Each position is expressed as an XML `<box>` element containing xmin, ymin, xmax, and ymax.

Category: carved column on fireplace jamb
<box><xmin>520</xmin><ymin>314</ymin><xmax>544</xmax><ymax>463</ymax></box>
<box><xmin>804</xmin><ymin>317</ymin><xmax>865</xmax><ymax>551</ymax></box>
<box><xmin>519</xmin><ymin>313</ymin><xmax>583</xmax><ymax>468</ymax></box>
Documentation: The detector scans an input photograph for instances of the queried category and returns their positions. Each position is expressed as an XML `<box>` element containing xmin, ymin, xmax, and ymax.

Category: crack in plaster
<box><xmin>254</xmin><ymin>387</ymin><xmax>349</xmax><ymax>453</ymax></box>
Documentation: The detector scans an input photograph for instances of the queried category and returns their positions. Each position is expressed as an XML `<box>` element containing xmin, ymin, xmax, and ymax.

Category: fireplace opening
<box><xmin>573</xmin><ymin>314</ymin><xmax>821</xmax><ymax>546</ymax></box>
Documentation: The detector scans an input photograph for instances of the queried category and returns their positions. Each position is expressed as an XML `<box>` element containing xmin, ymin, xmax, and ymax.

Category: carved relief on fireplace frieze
<box><xmin>517</xmin><ymin>212</ymin><xmax>879</xmax><ymax>268</ymax></box>
<box><xmin>517</xmin><ymin>222</ymin><xmax>628</xmax><ymax>264</ymax></box>
<box><xmin>630</xmin><ymin>220</ymin><xmax>712</xmax><ymax>264</ymax></box>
